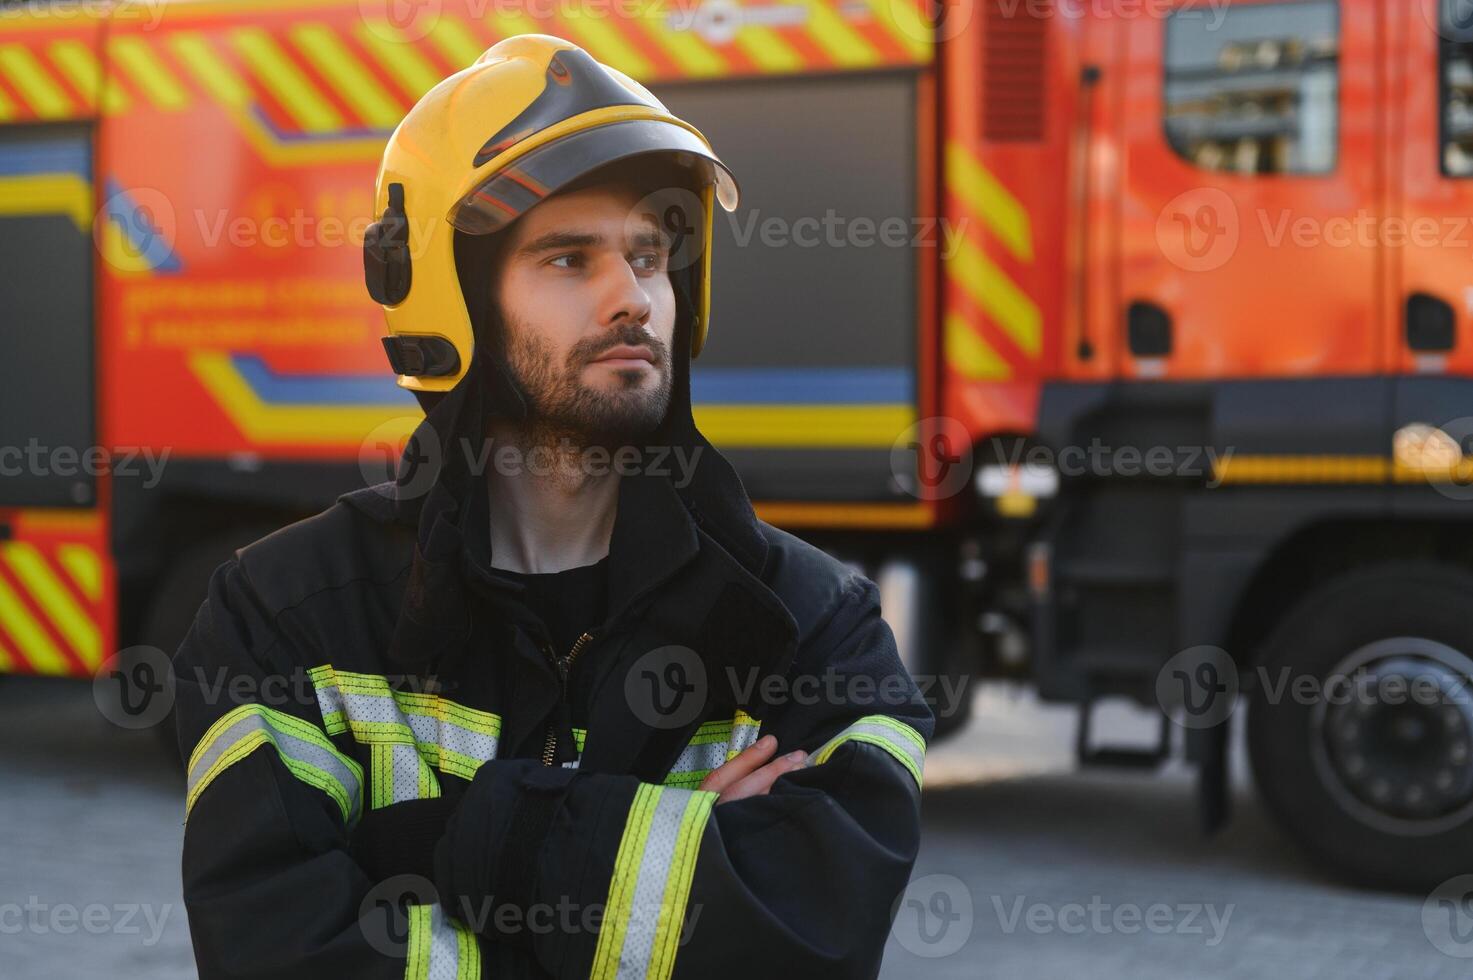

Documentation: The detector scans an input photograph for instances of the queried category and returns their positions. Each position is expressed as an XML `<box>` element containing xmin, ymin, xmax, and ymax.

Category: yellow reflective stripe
<box><xmin>185</xmin><ymin>702</ymin><xmax>364</xmax><ymax>825</ymax></box>
<box><xmin>427</xmin><ymin>17</ymin><xmax>484</xmax><ymax>69</ymax></box>
<box><xmin>636</xmin><ymin>11</ymin><xmax>725</xmax><ymax>77</ymax></box>
<box><xmin>0</xmin><ymin>562</ymin><xmax>68</xmax><ymax>674</ymax></box>
<box><xmin>946</xmin><ymin>141</ymin><xmax>1033</xmax><ymax>262</ymax></box>
<box><xmin>556</xmin><ymin>10</ymin><xmax>657</xmax><ymax>79</ymax></box>
<box><xmin>232</xmin><ymin>27</ymin><xmax>343</xmax><ymax>132</ymax></box>
<box><xmin>591</xmin><ymin>784</ymin><xmax>716</xmax><ymax>980</ymax></box>
<box><xmin>48</xmin><ymin>39</ymin><xmax>129</xmax><ymax>114</ymax></box>
<box><xmin>108</xmin><ymin>36</ymin><xmax>189</xmax><ymax>110</ymax></box>
<box><xmin>168</xmin><ymin>32</ymin><xmax>250</xmax><ymax>108</ymax></box>
<box><xmin>404</xmin><ymin>902</ymin><xmax>481</xmax><ymax>980</ymax></box>
<box><xmin>54</xmin><ymin>543</ymin><xmax>101</xmax><ymax>603</ymax></box>
<box><xmin>2</xmin><ymin>542</ymin><xmax>100</xmax><ymax>669</ymax></box>
<box><xmin>945</xmin><ymin>312</ymin><xmax>1011</xmax><ymax>381</ymax></box>
<box><xmin>354</xmin><ymin>21</ymin><xmax>442</xmax><ymax>100</ymax></box>
<box><xmin>811</xmin><ymin>714</ymin><xmax>926</xmax><ymax>788</ymax></box>
<box><xmin>948</xmin><ymin>235</ymin><xmax>1042</xmax><ymax>356</ymax></box>
<box><xmin>795</xmin><ymin>0</ymin><xmax>878</xmax><ymax>66</ymax></box>
<box><xmin>0</xmin><ymin>44</ymin><xmax>71</xmax><ymax>118</ymax></box>
<box><xmin>291</xmin><ymin>23</ymin><xmax>401</xmax><ymax>129</ymax></box>
<box><xmin>734</xmin><ymin>26</ymin><xmax>804</xmax><ymax>72</ymax></box>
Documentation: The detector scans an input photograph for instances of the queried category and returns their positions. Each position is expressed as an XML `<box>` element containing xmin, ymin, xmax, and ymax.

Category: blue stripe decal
<box><xmin>232</xmin><ymin>355</ymin><xmax>912</xmax><ymax>409</ymax></box>
<box><xmin>0</xmin><ymin>140</ymin><xmax>90</xmax><ymax>179</ymax></box>
<box><xmin>232</xmin><ymin>354</ymin><xmax>418</xmax><ymax>405</ymax></box>
<box><xmin>690</xmin><ymin>367</ymin><xmax>912</xmax><ymax>405</ymax></box>
<box><xmin>250</xmin><ymin>104</ymin><xmax>392</xmax><ymax>143</ymax></box>
<box><xmin>103</xmin><ymin>177</ymin><xmax>183</xmax><ymax>274</ymax></box>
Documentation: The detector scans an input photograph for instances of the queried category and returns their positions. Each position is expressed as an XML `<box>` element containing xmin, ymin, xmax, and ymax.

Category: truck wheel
<box><xmin>1247</xmin><ymin>562</ymin><xmax>1473</xmax><ymax>891</ymax></box>
<box><xmin>139</xmin><ymin>523</ymin><xmax>281</xmax><ymax>766</ymax></box>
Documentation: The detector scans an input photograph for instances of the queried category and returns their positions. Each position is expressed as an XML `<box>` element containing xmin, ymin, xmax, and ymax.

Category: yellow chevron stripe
<box><xmin>796</xmin><ymin>0</ymin><xmax>878</xmax><ymax>66</ymax></box>
<box><xmin>693</xmin><ymin>404</ymin><xmax>915</xmax><ymax>448</ymax></box>
<box><xmin>0</xmin><ymin>174</ymin><xmax>91</xmax><ymax>232</ymax></box>
<box><xmin>56</xmin><ymin>544</ymin><xmax>102</xmax><ymax>603</ymax></box>
<box><xmin>946</xmin><ymin>142</ymin><xmax>1033</xmax><ymax>262</ymax></box>
<box><xmin>0</xmin><ymin>565</ymin><xmax>69</xmax><ymax>675</ymax></box>
<box><xmin>482</xmin><ymin>8</ymin><xmax>540</xmax><ymax>43</ymax></box>
<box><xmin>190</xmin><ymin>351</ymin><xmax>420</xmax><ymax>445</ymax></box>
<box><xmin>0</xmin><ymin>83</ymin><xmax>14</xmax><ymax>120</ymax></box>
<box><xmin>636</xmin><ymin>11</ymin><xmax>726</xmax><ymax>77</ymax></box>
<box><xmin>291</xmin><ymin>23</ymin><xmax>401</xmax><ymax>129</ymax></box>
<box><xmin>0</xmin><ymin>44</ymin><xmax>73</xmax><ymax>118</ymax></box>
<box><xmin>945</xmin><ymin>312</ymin><xmax>1011</xmax><ymax>380</ymax></box>
<box><xmin>3</xmin><ymin>543</ymin><xmax>101</xmax><ymax>669</ymax></box>
<box><xmin>948</xmin><ymin>236</ymin><xmax>1041</xmax><ymax>356</ymax></box>
<box><xmin>48</xmin><ymin>39</ymin><xmax>129</xmax><ymax>114</ymax></box>
<box><xmin>861</xmin><ymin>0</ymin><xmax>931</xmax><ymax>62</ymax></box>
<box><xmin>168</xmin><ymin>32</ymin><xmax>251</xmax><ymax>108</ymax></box>
<box><xmin>554</xmin><ymin>10</ymin><xmax>658</xmax><ymax>79</ymax></box>
<box><xmin>232</xmin><ymin>27</ymin><xmax>344</xmax><ymax>132</ymax></box>
<box><xmin>427</xmin><ymin>17</ymin><xmax>485</xmax><ymax>70</ymax></box>
<box><xmin>354</xmin><ymin>21</ymin><xmax>443</xmax><ymax>100</ymax></box>
<box><xmin>109</xmin><ymin>35</ymin><xmax>189</xmax><ymax>111</ymax></box>
<box><xmin>0</xmin><ymin>636</ymin><xmax>14</xmax><ymax>672</ymax></box>
<box><xmin>733</xmin><ymin>26</ymin><xmax>805</xmax><ymax>73</ymax></box>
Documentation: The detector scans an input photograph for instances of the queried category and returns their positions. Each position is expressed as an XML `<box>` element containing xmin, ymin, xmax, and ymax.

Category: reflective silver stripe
<box><xmin>727</xmin><ymin>710</ymin><xmax>761</xmax><ymax>760</ymax></box>
<box><xmin>591</xmin><ymin>784</ymin><xmax>716</xmax><ymax>980</ymax></box>
<box><xmin>667</xmin><ymin>739</ymin><xmax>728</xmax><ymax>776</ymax></box>
<box><xmin>405</xmin><ymin>903</ymin><xmax>480</xmax><ymax>980</ymax></box>
<box><xmin>308</xmin><ymin>666</ymin><xmax>502</xmax><ymax>788</ymax></box>
<box><xmin>810</xmin><ymin>715</ymin><xmax>926</xmax><ymax>787</ymax></box>
<box><xmin>185</xmin><ymin>703</ymin><xmax>363</xmax><ymax>826</ymax></box>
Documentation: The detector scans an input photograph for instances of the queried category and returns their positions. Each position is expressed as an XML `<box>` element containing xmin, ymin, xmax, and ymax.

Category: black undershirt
<box><xmin>491</xmin><ymin>555</ymin><xmax>610</xmax><ymax>661</ymax></box>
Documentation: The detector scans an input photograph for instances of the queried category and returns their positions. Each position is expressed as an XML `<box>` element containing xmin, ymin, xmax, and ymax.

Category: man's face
<box><xmin>494</xmin><ymin>183</ymin><xmax>677</xmax><ymax>445</ymax></box>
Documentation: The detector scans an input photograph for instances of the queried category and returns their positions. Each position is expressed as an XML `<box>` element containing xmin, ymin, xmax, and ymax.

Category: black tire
<box><xmin>1247</xmin><ymin>561</ymin><xmax>1473</xmax><ymax>891</ymax></box>
<box><xmin>138</xmin><ymin>523</ymin><xmax>282</xmax><ymax>766</ymax></box>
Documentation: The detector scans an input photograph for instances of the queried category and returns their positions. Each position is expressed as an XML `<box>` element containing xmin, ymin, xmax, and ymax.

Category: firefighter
<box><xmin>173</xmin><ymin>34</ymin><xmax>932</xmax><ymax>979</ymax></box>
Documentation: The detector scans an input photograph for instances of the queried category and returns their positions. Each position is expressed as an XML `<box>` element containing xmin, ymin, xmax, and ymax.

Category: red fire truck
<box><xmin>0</xmin><ymin>0</ymin><xmax>1469</xmax><ymax>888</ymax></box>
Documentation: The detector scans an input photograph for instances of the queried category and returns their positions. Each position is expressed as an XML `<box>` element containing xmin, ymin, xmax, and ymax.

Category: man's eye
<box><xmin>548</xmin><ymin>253</ymin><xmax>581</xmax><ymax>269</ymax></box>
<box><xmin>631</xmin><ymin>252</ymin><xmax>663</xmax><ymax>271</ymax></box>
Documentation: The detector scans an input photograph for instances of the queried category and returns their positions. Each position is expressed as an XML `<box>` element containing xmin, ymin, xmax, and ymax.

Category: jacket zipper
<box><xmin>541</xmin><ymin>630</ymin><xmax>595</xmax><ymax>766</ymax></box>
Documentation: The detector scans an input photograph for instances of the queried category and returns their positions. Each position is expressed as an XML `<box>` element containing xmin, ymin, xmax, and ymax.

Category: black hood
<box><xmin>376</xmin><ymin>260</ymin><xmax>772</xmax><ymax>678</ymax></box>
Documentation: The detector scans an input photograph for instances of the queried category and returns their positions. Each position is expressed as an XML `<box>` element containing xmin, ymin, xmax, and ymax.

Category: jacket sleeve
<box><xmin>434</xmin><ymin>574</ymin><xmax>933</xmax><ymax>980</ymax></box>
<box><xmin>174</xmin><ymin>557</ymin><xmax>490</xmax><ymax>980</ymax></box>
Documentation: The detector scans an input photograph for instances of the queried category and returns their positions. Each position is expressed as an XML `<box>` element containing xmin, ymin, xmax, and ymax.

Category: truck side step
<box><xmin>1075</xmin><ymin>698</ymin><xmax>1172</xmax><ymax>770</ymax></box>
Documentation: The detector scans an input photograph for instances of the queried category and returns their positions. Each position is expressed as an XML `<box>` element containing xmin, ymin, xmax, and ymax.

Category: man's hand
<box><xmin>698</xmin><ymin>734</ymin><xmax>808</xmax><ymax>804</ymax></box>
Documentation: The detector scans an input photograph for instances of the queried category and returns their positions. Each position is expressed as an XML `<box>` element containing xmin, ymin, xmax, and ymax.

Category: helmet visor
<box><xmin>448</xmin><ymin>118</ymin><xmax>739</xmax><ymax>236</ymax></box>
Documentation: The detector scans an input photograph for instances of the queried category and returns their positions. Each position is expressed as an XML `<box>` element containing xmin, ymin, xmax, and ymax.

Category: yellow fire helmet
<box><xmin>364</xmin><ymin>34</ymin><xmax>740</xmax><ymax>395</ymax></box>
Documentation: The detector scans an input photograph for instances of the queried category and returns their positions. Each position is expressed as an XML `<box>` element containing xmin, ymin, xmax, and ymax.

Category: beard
<box><xmin>500</xmin><ymin>315</ymin><xmax>673</xmax><ymax>449</ymax></box>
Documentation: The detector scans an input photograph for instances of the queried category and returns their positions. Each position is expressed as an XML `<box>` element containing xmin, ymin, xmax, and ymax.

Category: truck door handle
<box><xmin>1406</xmin><ymin>292</ymin><xmax>1456</xmax><ymax>352</ymax></box>
<box><xmin>1127</xmin><ymin>301</ymin><xmax>1172</xmax><ymax>357</ymax></box>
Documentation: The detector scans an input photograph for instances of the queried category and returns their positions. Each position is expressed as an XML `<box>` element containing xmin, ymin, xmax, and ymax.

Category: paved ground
<box><xmin>0</xmin><ymin>676</ymin><xmax>1461</xmax><ymax>979</ymax></box>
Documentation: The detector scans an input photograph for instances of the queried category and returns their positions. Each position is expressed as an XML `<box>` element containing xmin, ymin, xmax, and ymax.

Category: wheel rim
<box><xmin>1311</xmin><ymin>637</ymin><xmax>1473</xmax><ymax>837</ymax></box>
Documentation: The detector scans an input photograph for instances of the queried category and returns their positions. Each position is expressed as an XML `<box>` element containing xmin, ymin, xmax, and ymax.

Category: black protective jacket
<box><xmin>173</xmin><ymin>346</ymin><xmax>933</xmax><ymax>979</ymax></box>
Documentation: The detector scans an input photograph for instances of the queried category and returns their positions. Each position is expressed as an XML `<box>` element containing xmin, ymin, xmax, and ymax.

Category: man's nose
<box><xmin>596</xmin><ymin>257</ymin><xmax>652</xmax><ymax>327</ymax></box>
